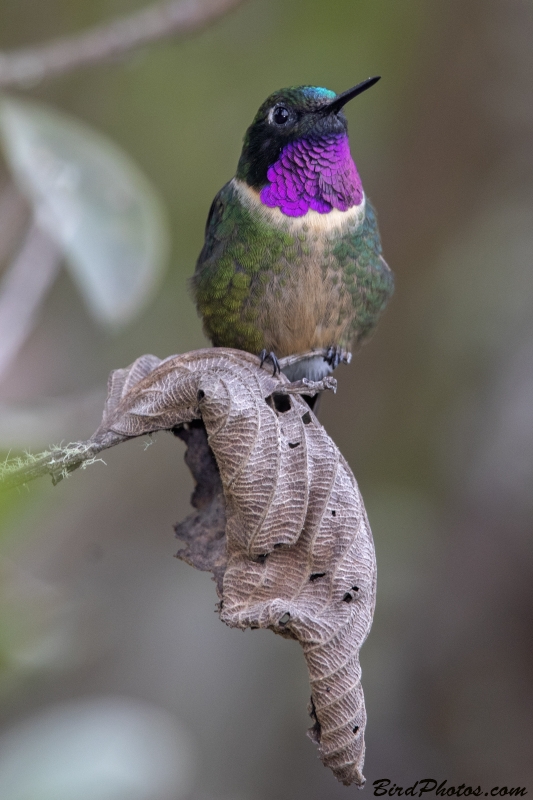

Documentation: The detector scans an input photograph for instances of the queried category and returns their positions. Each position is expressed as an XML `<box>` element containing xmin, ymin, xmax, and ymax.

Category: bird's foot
<box><xmin>259</xmin><ymin>349</ymin><xmax>281</xmax><ymax>376</ymax></box>
<box><xmin>324</xmin><ymin>345</ymin><xmax>351</xmax><ymax>370</ymax></box>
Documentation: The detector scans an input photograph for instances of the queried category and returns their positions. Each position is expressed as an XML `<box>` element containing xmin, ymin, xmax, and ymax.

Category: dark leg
<box><xmin>325</xmin><ymin>345</ymin><xmax>343</xmax><ymax>370</ymax></box>
<box><xmin>259</xmin><ymin>349</ymin><xmax>281</xmax><ymax>376</ymax></box>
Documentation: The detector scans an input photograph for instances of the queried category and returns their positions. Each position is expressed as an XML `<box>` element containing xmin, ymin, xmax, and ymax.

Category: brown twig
<box><xmin>0</xmin><ymin>436</ymin><xmax>116</xmax><ymax>491</ymax></box>
<box><xmin>0</xmin><ymin>0</ymin><xmax>246</xmax><ymax>89</ymax></box>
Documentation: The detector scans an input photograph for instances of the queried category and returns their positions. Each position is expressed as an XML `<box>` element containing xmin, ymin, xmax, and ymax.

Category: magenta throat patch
<box><xmin>260</xmin><ymin>134</ymin><xmax>363</xmax><ymax>217</ymax></box>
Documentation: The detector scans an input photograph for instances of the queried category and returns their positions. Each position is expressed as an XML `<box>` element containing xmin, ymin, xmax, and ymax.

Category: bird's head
<box><xmin>236</xmin><ymin>77</ymin><xmax>380</xmax><ymax>192</ymax></box>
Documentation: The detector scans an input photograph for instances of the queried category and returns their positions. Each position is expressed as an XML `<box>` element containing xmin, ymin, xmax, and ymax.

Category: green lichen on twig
<box><xmin>0</xmin><ymin>438</ymin><xmax>114</xmax><ymax>491</ymax></box>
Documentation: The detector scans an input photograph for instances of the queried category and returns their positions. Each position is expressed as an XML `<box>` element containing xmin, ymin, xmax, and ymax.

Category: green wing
<box><xmin>333</xmin><ymin>199</ymin><xmax>394</xmax><ymax>345</ymax></box>
<box><xmin>192</xmin><ymin>181</ymin><xmax>295</xmax><ymax>352</ymax></box>
<box><xmin>192</xmin><ymin>182</ymin><xmax>269</xmax><ymax>351</ymax></box>
<box><xmin>195</xmin><ymin>182</ymin><xmax>231</xmax><ymax>268</ymax></box>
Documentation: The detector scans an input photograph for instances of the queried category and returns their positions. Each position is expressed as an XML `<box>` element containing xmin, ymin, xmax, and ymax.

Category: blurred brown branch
<box><xmin>0</xmin><ymin>0</ymin><xmax>245</xmax><ymax>89</ymax></box>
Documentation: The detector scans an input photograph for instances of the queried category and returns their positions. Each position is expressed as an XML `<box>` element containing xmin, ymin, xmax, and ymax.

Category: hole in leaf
<box><xmin>279</xmin><ymin>612</ymin><xmax>291</xmax><ymax>625</ymax></box>
<box><xmin>302</xmin><ymin>411</ymin><xmax>312</xmax><ymax>424</ymax></box>
<box><xmin>353</xmin><ymin>725</ymin><xmax>359</xmax><ymax>734</ymax></box>
<box><xmin>197</xmin><ymin>389</ymin><xmax>205</xmax><ymax>401</ymax></box>
<box><xmin>351</xmin><ymin>586</ymin><xmax>359</xmax><ymax>592</ymax></box>
<box><xmin>288</xmin><ymin>441</ymin><xmax>300</xmax><ymax>449</ymax></box>
<box><xmin>273</xmin><ymin>394</ymin><xmax>291</xmax><ymax>413</ymax></box>
<box><xmin>331</xmin><ymin>510</ymin><xmax>336</xmax><ymax>517</ymax></box>
<box><xmin>309</xmin><ymin>572</ymin><xmax>326</xmax><ymax>582</ymax></box>
<box><xmin>273</xmin><ymin>543</ymin><xmax>283</xmax><ymax>549</ymax></box>
<box><xmin>342</xmin><ymin>592</ymin><xmax>353</xmax><ymax>603</ymax></box>
<box><xmin>255</xmin><ymin>554</ymin><xmax>268</xmax><ymax>564</ymax></box>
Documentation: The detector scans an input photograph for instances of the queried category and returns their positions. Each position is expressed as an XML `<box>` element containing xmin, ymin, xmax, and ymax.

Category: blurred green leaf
<box><xmin>0</xmin><ymin>97</ymin><xmax>169</xmax><ymax>327</ymax></box>
<box><xmin>0</xmin><ymin>697</ymin><xmax>196</xmax><ymax>800</ymax></box>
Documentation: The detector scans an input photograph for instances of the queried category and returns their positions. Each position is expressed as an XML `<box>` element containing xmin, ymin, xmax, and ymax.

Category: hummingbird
<box><xmin>192</xmin><ymin>77</ymin><xmax>393</xmax><ymax>383</ymax></box>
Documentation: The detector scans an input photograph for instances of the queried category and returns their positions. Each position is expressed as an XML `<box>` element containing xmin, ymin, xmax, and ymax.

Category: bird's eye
<box><xmin>272</xmin><ymin>106</ymin><xmax>290</xmax><ymax>125</ymax></box>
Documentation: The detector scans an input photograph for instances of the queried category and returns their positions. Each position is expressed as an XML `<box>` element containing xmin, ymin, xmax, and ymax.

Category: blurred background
<box><xmin>0</xmin><ymin>0</ymin><xmax>532</xmax><ymax>797</ymax></box>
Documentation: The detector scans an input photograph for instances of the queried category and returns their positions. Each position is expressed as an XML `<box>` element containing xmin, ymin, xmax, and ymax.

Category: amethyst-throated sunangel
<box><xmin>192</xmin><ymin>77</ymin><xmax>393</xmax><ymax>382</ymax></box>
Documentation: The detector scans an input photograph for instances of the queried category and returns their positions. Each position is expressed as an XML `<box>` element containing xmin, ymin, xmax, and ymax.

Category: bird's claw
<box><xmin>324</xmin><ymin>345</ymin><xmax>352</xmax><ymax>370</ymax></box>
<box><xmin>259</xmin><ymin>349</ymin><xmax>281</xmax><ymax>376</ymax></box>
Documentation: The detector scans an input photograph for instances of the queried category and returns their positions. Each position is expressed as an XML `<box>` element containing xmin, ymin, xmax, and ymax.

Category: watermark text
<box><xmin>373</xmin><ymin>780</ymin><xmax>527</xmax><ymax>798</ymax></box>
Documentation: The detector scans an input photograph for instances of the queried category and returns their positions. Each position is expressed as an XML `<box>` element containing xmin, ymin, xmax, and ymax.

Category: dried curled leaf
<box><xmin>97</xmin><ymin>348</ymin><xmax>376</xmax><ymax>786</ymax></box>
<box><xmin>1</xmin><ymin>347</ymin><xmax>376</xmax><ymax>786</ymax></box>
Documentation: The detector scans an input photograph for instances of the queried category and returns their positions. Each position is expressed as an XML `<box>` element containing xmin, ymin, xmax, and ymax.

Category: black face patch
<box><xmin>236</xmin><ymin>86</ymin><xmax>348</xmax><ymax>189</ymax></box>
